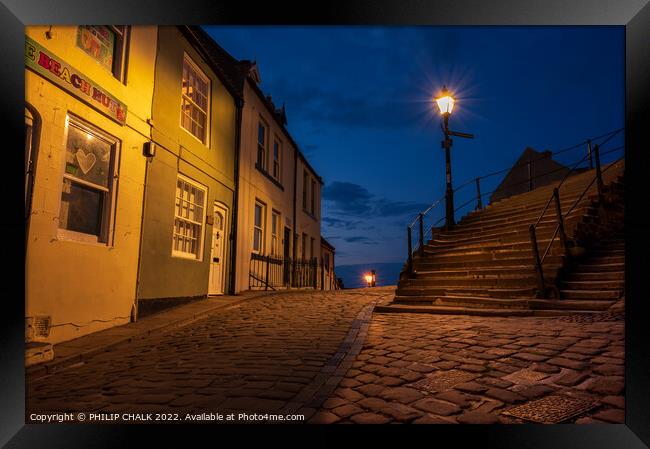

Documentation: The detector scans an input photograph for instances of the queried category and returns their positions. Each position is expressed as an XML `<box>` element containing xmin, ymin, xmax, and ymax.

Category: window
<box><xmin>272</xmin><ymin>138</ymin><xmax>281</xmax><ymax>182</ymax></box>
<box><xmin>172</xmin><ymin>175</ymin><xmax>207</xmax><ymax>259</ymax></box>
<box><xmin>257</xmin><ymin>121</ymin><xmax>267</xmax><ymax>170</ymax></box>
<box><xmin>302</xmin><ymin>233</ymin><xmax>308</xmax><ymax>260</ymax></box>
<box><xmin>59</xmin><ymin>115</ymin><xmax>118</xmax><ymax>244</ymax></box>
<box><xmin>311</xmin><ymin>179</ymin><xmax>316</xmax><ymax>215</ymax></box>
<box><xmin>76</xmin><ymin>25</ymin><xmax>129</xmax><ymax>81</ymax></box>
<box><xmin>253</xmin><ymin>201</ymin><xmax>265</xmax><ymax>254</ymax></box>
<box><xmin>271</xmin><ymin>210</ymin><xmax>280</xmax><ymax>256</ymax></box>
<box><xmin>324</xmin><ymin>253</ymin><xmax>330</xmax><ymax>271</ymax></box>
<box><xmin>181</xmin><ymin>55</ymin><xmax>210</xmax><ymax>144</ymax></box>
<box><xmin>302</xmin><ymin>170</ymin><xmax>308</xmax><ymax>210</ymax></box>
<box><xmin>310</xmin><ymin>237</ymin><xmax>315</xmax><ymax>261</ymax></box>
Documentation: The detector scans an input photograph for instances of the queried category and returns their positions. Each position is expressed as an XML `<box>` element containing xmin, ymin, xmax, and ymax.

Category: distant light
<box><xmin>364</xmin><ymin>274</ymin><xmax>373</xmax><ymax>285</ymax></box>
<box><xmin>435</xmin><ymin>86</ymin><xmax>455</xmax><ymax>115</ymax></box>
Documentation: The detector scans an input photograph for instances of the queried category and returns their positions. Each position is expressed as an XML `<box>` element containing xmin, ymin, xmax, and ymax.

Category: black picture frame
<box><xmin>2</xmin><ymin>1</ymin><xmax>648</xmax><ymax>447</ymax></box>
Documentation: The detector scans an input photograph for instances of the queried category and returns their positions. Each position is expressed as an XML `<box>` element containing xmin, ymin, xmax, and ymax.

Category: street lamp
<box><xmin>434</xmin><ymin>86</ymin><xmax>474</xmax><ymax>229</ymax></box>
<box><xmin>364</xmin><ymin>270</ymin><xmax>376</xmax><ymax>287</ymax></box>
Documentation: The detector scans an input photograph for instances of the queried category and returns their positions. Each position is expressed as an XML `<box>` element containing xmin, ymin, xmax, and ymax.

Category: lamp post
<box><xmin>435</xmin><ymin>86</ymin><xmax>474</xmax><ymax>230</ymax></box>
<box><xmin>364</xmin><ymin>270</ymin><xmax>376</xmax><ymax>287</ymax></box>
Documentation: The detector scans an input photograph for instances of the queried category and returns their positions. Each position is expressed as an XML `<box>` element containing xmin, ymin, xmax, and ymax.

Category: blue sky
<box><xmin>205</xmin><ymin>26</ymin><xmax>625</xmax><ymax>266</ymax></box>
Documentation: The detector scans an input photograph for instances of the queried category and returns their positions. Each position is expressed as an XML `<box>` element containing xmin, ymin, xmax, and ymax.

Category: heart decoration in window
<box><xmin>75</xmin><ymin>148</ymin><xmax>97</xmax><ymax>175</ymax></box>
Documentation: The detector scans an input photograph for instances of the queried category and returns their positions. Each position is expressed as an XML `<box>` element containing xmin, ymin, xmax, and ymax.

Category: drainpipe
<box><xmin>229</xmin><ymin>96</ymin><xmax>243</xmax><ymax>295</ymax></box>
<box><xmin>133</xmin><ymin>28</ymin><xmax>160</xmax><ymax>321</ymax></box>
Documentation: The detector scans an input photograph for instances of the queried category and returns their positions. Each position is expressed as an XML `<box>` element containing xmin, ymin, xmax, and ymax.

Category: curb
<box><xmin>27</xmin><ymin>288</ymin><xmax>320</xmax><ymax>379</ymax></box>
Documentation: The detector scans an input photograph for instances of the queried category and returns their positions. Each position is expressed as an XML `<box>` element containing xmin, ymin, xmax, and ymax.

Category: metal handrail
<box><xmin>404</xmin><ymin>128</ymin><xmax>624</xmax><ymax>277</ymax></box>
<box><xmin>529</xmin><ymin>149</ymin><xmax>624</xmax><ymax>298</ymax></box>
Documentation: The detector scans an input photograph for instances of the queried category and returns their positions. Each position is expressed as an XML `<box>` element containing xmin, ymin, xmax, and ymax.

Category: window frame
<box><xmin>180</xmin><ymin>53</ymin><xmax>211</xmax><ymax>146</ymax></box>
<box><xmin>171</xmin><ymin>173</ymin><xmax>208</xmax><ymax>261</ymax></box>
<box><xmin>302</xmin><ymin>170</ymin><xmax>308</xmax><ymax>210</ymax></box>
<box><xmin>253</xmin><ymin>200</ymin><xmax>266</xmax><ymax>255</ymax></box>
<box><xmin>272</xmin><ymin>137</ymin><xmax>282</xmax><ymax>183</ymax></box>
<box><xmin>270</xmin><ymin>210</ymin><xmax>280</xmax><ymax>256</ymax></box>
<box><xmin>76</xmin><ymin>25</ymin><xmax>130</xmax><ymax>83</ymax></box>
<box><xmin>56</xmin><ymin>113</ymin><xmax>120</xmax><ymax>246</ymax></box>
<box><xmin>257</xmin><ymin>119</ymin><xmax>268</xmax><ymax>171</ymax></box>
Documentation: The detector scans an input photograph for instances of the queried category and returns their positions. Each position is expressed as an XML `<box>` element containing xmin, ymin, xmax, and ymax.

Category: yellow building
<box><xmin>25</xmin><ymin>26</ymin><xmax>158</xmax><ymax>344</ymax></box>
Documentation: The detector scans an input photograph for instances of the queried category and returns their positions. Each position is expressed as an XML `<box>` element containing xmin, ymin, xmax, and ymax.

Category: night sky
<box><xmin>205</xmin><ymin>26</ymin><xmax>624</xmax><ymax>268</ymax></box>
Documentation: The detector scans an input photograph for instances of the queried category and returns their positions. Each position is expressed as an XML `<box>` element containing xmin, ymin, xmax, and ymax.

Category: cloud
<box><xmin>322</xmin><ymin>217</ymin><xmax>363</xmax><ymax>230</ymax></box>
<box><xmin>343</xmin><ymin>236</ymin><xmax>376</xmax><ymax>245</ymax></box>
<box><xmin>323</xmin><ymin>181</ymin><xmax>429</xmax><ymax>221</ymax></box>
<box><xmin>322</xmin><ymin>182</ymin><xmax>375</xmax><ymax>215</ymax></box>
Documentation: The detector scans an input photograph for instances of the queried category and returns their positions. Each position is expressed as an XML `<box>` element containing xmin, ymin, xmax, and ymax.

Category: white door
<box><xmin>208</xmin><ymin>204</ymin><xmax>227</xmax><ymax>295</ymax></box>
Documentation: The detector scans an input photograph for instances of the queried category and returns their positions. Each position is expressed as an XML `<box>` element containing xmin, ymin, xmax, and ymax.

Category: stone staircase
<box><xmin>377</xmin><ymin>160</ymin><xmax>624</xmax><ymax>316</ymax></box>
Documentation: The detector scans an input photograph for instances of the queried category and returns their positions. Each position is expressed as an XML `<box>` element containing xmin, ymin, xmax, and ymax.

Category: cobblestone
<box><xmin>320</xmin><ymin>309</ymin><xmax>624</xmax><ymax>424</ymax></box>
<box><xmin>27</xmin><ymin>288</ymin><xmax>625</xmax><ymax>425</ymax></box>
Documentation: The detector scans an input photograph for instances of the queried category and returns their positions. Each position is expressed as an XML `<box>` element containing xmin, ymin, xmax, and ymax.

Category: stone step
<box><xmin>424</xmin><ymin>238</ymin><xmax>561</xmax><ymax>256</ymax></box>
<box><xmin>374</xmin><ymin>303</ymin><xmax>609</xmax><ymax>317</ymax></box>
<box><xmin>414</xmin><ymin>265</ymin><xmax>559</xmax><ymax>279</ymax></box>
<box><xmin>461</xmin><ymin>196</ymin><xmax>596</xmax><ymax>225</ymax></box>
<box><xmin>413</xmin><ymin>255</ymin><xmax>563</xmax><ymax>270</ymax></box>
<box><xmin>431</xmin><ymin>222</ymin><xmax>567</xmax><ymax>243</ymax></box>
<box><xmin>449</xmin><ymin>287</ymin><xmax>539</xmax><ymax>298</ymax></box>
<box><xmin>402</xmin><ymin>276</ymin><xmax>547</xmax><ymax>288</ymax></box>
<box><xmin>417</xmin><ymin>248</ymin><xmax>565</xmax><ymax>264</ymax></box>
<box><xmin>566</xmin><ymin>271</ymin><xmax>625</xmax><ymax>281</ymax></box>
<box><xmin>573</xmin><ymin>262</ymin><xmax>624</xmax><ymax>272</ymax></box>
<box><xmin>580</xmin><ymin>255</ymin><xmax>625</xmax><ymax>264</ymax></box>
<box><xmin>561</xmin><ymin>289</ymin><xmax>621</xmax><ymax>300</ymax></box>
<box><xmin>561</xmin><ymin>280</ymin><xmax>625</xmax><ymax>290</ymax></box>
<box><xmin>440</xmin><ymin>209</ymin><xmax>595</xmax><ymax>236</ymax></box>
<box><xmin>589</xmin><ymin>249</ymin><xmax>625</xmax><ymax>256</ymax></box>
<box><xmin>393</xmin><ymin>295</ymin><xmax>614</xmax><ymax>312</ymax></box>
<box><xmin>457</xmin><ymin>205</ymin><xmax>596</xmax><ymax>230</ymax></box>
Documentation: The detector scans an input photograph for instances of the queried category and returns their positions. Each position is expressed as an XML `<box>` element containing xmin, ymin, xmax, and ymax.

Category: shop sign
<box><xmin>25</xmin><ymin>36</ymin><xmax>127</xmax><ymax>125</ymax></box>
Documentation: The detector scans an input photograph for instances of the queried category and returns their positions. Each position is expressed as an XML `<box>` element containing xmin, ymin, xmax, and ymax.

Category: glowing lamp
<box><xmin>435</xmin><ymin>86</ymin><xmax>455</xmax><ymax>115</ymax></box>
<box><xmin>364</xmin><ymin>274</ymin><xmax>373</xmax><ymax>286</ymax></box>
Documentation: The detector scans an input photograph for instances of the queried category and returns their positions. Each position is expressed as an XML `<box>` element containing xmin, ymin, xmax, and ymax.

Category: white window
<box><xmin>172</xmin><ymin>175</ymin><xmax>207</xmax><ymax>259</ymax></box>
<box><xmin>181</xmin><ymin>55</ymin><xmax>210</xmax><ymax>144</ymax></box>
<box><xmin>271</xmin><ymin>210</ymin><xmax>280</xmax><ymax>256</ymax></box>
<box><xmin>272</xmin><ymin>138</ymin><xmax>282</xmax><ymax>182</ymax></box>
<box><xmin>253</xmin><ymin>201</ymin><xmax>265</xmax><ymax>254</ymax></box>
<box><xmin>257</xmin><ymin>120</ymin><xmax>267</xmax><ymax>170</ymax></box>
<box><xmin>76</xmin><ymin>25</ymin><xmax>129</xmax><ymax>81</ymax></box>
<box><xmin>58</xmin><ymin>115</ymin><xmax>119</xmax><ymax>244</ymax></box>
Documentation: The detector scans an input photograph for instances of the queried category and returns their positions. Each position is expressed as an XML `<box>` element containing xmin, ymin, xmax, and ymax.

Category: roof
<box><xmin>186</xmin><ymin>26</ymin><xmax>324</xmax><ymax>185</ymax></box>
<box><xmin>490</xmin><ymin>147</ymin><xmax>572</xmax><ymax>203</ymax></box>
<box><xmin>320</xmin><ymin>237</ymin><xmax>336</xmax><ymax>252</ymax></box>
<box><xmin>181</xmin><ymin>26</ymin><xmax>252</xmax><ymax>100</ymax></box>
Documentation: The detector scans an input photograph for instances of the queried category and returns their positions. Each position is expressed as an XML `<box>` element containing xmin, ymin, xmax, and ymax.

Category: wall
<box><xmin>137</xmin><ymin>26</ymin><xmax>237</xmax><ymax>301</ymax></box>
<box><xmin>25</xmin><ymin>26</ymin><xmax>157</xmax><ymax>344</ymax></box>
<box><xmin>234</xmin><ymin>81</ymin><xmax>296</xmax><ymax>292</ymax></box>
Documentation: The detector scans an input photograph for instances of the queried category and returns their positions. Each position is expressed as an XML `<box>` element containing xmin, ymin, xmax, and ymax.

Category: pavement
<box><xmin>26</xmin><ymin>287</ymin><xmax>624</xmax><ymax>424</ymax></box>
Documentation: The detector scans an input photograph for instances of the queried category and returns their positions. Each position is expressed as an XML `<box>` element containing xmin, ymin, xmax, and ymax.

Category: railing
<box><xmin>529</xmin><ymin>144</ymin><xmax>625</xmax><ymax>298</ymax></box>
<box><xmin>405</xmin><ymin>128</ymin><xmax>624</xmax><ymax>276</ymax></box>
<box><xmin>249</xmin><ymin>253</ymin><xmax>340</xmax><ymax>290</ymax></box>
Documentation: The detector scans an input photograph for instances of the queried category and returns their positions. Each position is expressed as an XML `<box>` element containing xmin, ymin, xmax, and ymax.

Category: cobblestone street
<box><xmin>313</xmin><ymin>308</ymin><xmax>624</xmax><ymax>424</ymax></box>
<box><xmin>27</xmin><ymin>289</ymin><xmax>624</xmax><ymax>424</ymax></box>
